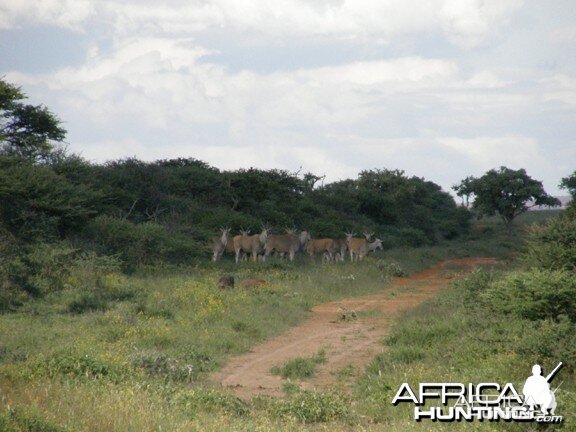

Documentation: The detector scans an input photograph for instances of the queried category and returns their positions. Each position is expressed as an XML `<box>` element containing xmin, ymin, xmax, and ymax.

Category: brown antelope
<box><xmin>227</xmin><ymin>229</ymin><xmax>249</xmax><ymax>261</ymax></box>
<box><xmin>307</xmin><ymin>237</ymin><xmax>335</xmax><ymax>263</ymax></box>
<box><xmin>332</xmin><ymin>237</ymin><xmax>349</xmax><ymax>262</ymax></box>
<box><xmin>210</xmin><ymin>227</ymin><xmax>231</xmax><ymax>262</ymax></box>
<box><xmin>346</xmin><ymin>232</ymin><xmax>383</xmax><ymax>261</ymax></box>
<box><xmin>233</xmin><ymin>227</ymin><xmax>269</xmax><ymax>263</ymax></box>
<box><xmin>264</xmin><ymin>229</ymin><xmax>310</xmax><ymax>261</ymax></box>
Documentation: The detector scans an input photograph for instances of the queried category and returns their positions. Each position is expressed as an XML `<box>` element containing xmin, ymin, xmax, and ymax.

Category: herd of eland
<box><xmin>210</xmin><ymin>227</ymin><xmax>383</xmax><ymax>263</ymax></box>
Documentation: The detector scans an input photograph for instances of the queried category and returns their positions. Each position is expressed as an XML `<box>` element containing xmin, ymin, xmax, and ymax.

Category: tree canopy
<box><xmin>0</xmin><ymin>79</ymin><xmax>66</xmax><ymax>163</ymax></box>
<box><xmin>454</xmin><ymin>166</ymin><xmax>560</xmax><ymax>235</ymax></box>
<box><xmin>560</xmin><ymin>170</ymin><xmax>576</xmax><ymax>217</ymax></box>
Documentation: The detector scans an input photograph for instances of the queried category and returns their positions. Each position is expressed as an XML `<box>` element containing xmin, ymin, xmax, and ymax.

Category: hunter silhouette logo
<box><xmin>392</xmin><ymin>361</ymin><xmax>564</xmax><ymax>423</ymax></box>
<box><xmin>522</xmin><ymin>362</ymin><xmax>562</xmax><ymax>416</ymax></box>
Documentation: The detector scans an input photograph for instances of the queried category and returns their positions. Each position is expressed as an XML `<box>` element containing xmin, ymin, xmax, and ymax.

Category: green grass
<box><xmin>270</xmin><ymin>350</ymin><xmax>327</xmax><ymax>379</ymax></box>
<box><xmin>0</xmin><ymin>219</ymin><xmax>565</xmax><ymax>431</ymax></box>
<box><xmin>353</xmin><ymin>268</ymin><xmax>576</xmax><ymax>431</ymax></box>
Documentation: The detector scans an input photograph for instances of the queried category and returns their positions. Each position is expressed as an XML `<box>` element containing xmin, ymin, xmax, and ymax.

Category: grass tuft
<box><xmin>270</xmin><ymin>350</ymin><xmax>327</xmax><ymax>379</ymax></box>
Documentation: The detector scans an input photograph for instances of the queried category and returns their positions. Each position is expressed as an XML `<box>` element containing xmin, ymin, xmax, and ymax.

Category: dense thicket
<box><xmin>0</xmin><ymin>77</ymin><xmax>470</xmax><ymax>303</ymax></box>
<box><xmin>2</xmin><ymin>156</ymin><xmax>471</xmax><ymax>252</ymax></box>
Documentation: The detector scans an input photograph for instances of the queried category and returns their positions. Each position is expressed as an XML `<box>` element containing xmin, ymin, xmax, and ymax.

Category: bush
<box><xmin>174</xmin><ymin>388</ymin><xmax>248</xmax><ymax>416</ymax></box>
<box><xmin>0</xmin><ymin>243</ymin><xmax>76</xmax><ymax>299</ymax></box>
<box><xmin>67</xmin><ymin>293</ymin><xmax>109</xmax><ymax>314</ymax></box>
<box><xmin>268</xmin><ymin>390</ymin><xmax>350</xmax><ymax>423</ymax></box>
<box><xmin>376</xmin><ymin>260</ymin><xmax>406</xmax><ymax>277</ymax></box>
<box><xmin>25</xmin><ymin>352</ymin><xmax>128</xmax><ymax>383</ymax></box>
<box><xmin>82</xmin><ymin>216</ymin><xmax>202</xmax><ymax>270</ymax></box>
<box><xmin>132</xmin><ymin>350</ymin><xmax>216</xmax><ymax>382</ymax></box>
<box><xmin>66</xmin><ymin>260</ymin><xmax>135</xmax><ymax>314</ymax></box>
<box><xmin>481</xmin><ymin>269</ymin><xmax>576</xmax><ymax>321</ymax></box>
<box><xmin>517</xmin><ymin>318</ymin><xmax>576</xmax><ymax>373</ymax></box>
<box><xmin>270</xmin><ymin>350</ymin><xmax>326</xmax><ymax>379</ymax></box>
<box><xmin>523</xmin><ymin>217</ymin><xmax>576</xmax><ymax>271</ymax></box>
<box><xmin>0</xmin><ymin>407</ymin><xmax>65</xmax><ymax>432</ymax></box>
<box><xmin>397</xmin><ymin>227</ymin><xmax>430</xmax><ymax>247</ymax></box>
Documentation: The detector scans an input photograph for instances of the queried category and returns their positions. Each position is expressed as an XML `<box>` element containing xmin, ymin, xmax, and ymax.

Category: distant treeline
<box><xmin>0</xmin><ymin>76</ymin><xmax>471</xmax><ymax>270</ymax></box>
<box><xmin>0</xmin><ymin>153</ymin><xmax>470</xmax><ymax>267</ymax></box>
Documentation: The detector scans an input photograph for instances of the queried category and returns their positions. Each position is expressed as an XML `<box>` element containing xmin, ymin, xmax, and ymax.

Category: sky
<box><xmin>0</xmin><ymin>0</ymin><xmax>574</xmax><ymax>197</ymax></box>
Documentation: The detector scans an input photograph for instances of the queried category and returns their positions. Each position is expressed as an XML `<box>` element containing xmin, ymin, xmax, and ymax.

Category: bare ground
<box><xmin>211</xmin><ymin>257</ymin><xmax>498</xmax><ymax>399</ymax></box>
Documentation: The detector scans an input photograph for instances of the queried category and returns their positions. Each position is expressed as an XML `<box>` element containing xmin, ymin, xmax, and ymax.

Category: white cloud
<box><xmin>0</xmin><ymin>0</ymin><xmax>94</xmax><ymax>31</ymax></box>
<box><xmin>549</xmin><ymin>26</ymin><xmax>576</xmax><ymax>44</ymax></box>
<box><xmin>296</xmin><ymin>57</ymin><xmax>458</xmax><ymax>87</ymax></box>
<box><xmin>1</xmin><ymin>0</ymin><xmax>525</xmax><ymax>46</ymax></box>
<box><xmin>437</xmin><ymin>135</ymin><xmax>544</xmax><ymax>169</ymax></box>
<box><xmin>43</xmin><ymin>37</ymin><xmax>224</xmax><ymax>127</ymax></box>
<box><xmin>540</xmin><ymin>74</ymin><xmax>576</xmax><ymax>106</ymax></box>
<box><xmin>438</xmin><ymin>0</ymin><xmax>524</xmax><ymax>46</ymax></box>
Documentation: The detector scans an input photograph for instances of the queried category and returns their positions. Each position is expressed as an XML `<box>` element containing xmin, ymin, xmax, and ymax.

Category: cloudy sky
<box><xmin>1</xmin><ymin>0</ymin><xmax>574</xmax><ymax>196</ymax></box>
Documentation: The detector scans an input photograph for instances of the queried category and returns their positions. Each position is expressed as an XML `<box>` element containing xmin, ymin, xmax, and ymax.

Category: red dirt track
<box><xmin>212</xmin><ymin>257</ymin><xmax>498</xmax><ymax>399</ymax></box>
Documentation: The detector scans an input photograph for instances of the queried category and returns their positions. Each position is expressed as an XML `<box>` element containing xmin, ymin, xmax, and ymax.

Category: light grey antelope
<box><xmin>264</xmin><ymin>229</ymin><xmax>310</xmax><ymax>261</ymax></box>
<box><xmin>346</xmin><ymin>232</ymin><xmax>383</xmax><ymax>262</ymax></box>
<box><xmin>233</xmin><ymin>227</ymin><xmax>269</xmax><ymax>263</ymax></box>
<box><xmin>210</xmin><ymin>227</ymin><xmax>231</xmax><ymax>262</ymax></box>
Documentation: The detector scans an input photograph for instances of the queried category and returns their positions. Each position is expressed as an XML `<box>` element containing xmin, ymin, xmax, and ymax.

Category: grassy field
<box><xmin>1</xmin><ymin>211</ymin><xmax>573</xmax><ymax>431</ymax></box>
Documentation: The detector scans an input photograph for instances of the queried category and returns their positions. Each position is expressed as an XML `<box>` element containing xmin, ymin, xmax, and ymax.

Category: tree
<box><xmin>0</xmin><ymin>78</ymin><xmax>66</xmax><ymax>163</ymax></box>
<box><xmin>455</xmin><ymin>167</ymin><xmax>560</xmax><ymax>236</ymax></box>
<box><xmin>0</xmin><ymin>162</ymin><xmax>100</xmax><ymax>241</ymax></box>
<box><xmin>452</xmin><ymin>175</ymin><xmax>475</xmax><ymax>208</ymax></box>
<box><xmin>560</xmin><ymin>170</ymin><xmax>576</xmax><ymax>217</ymax></box>
<box><xmin>0</xmin><ymin>79</ymin><xmax>101</xmax><ymax>241</ymax></box>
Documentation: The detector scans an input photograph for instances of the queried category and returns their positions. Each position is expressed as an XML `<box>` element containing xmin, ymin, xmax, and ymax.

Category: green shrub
<box><xmin>67</xmin><ymin>293</ymin><xmax>109</xmax><ymax>314</ymax></box>
<box><xmin>66</xmin><ymin>267</ymin><xmax>135</xmax><ymax>314</ymax></box>
<box><xmin>174</xmin><ymin>388</ymin><xmax>248</xmax><ymax>417</ymax></box>
<box><xmin>523</xmin><ymin>217</ymin><xmax>576</xmax><ymax>271</ymax></box>
<box><xmin>132</xmin><ymin>352</ymin><xmax>194</xmax><ymax>382</ymax></box>
<box><xmin>481</xmin><ymin>269</ymin><xmax>576</xmax><ymax>321</ymax></box>
<box><xmin>376</xmin><ymin>260</ymin><xmax>406</xmax><ymax>277</ymax></box>
<box><xmin>133</xmin><ymin>301</ymin><xmax>174</xmax><ymax>319</ymax></box>
<box><xmin>0</xmin><ymin>283</ymin><xmax>27</xmax><ymax>312</ymax></box>
<box><xmin>270</xmin><ymin>350</ymin><xmax>326</xmax><ymax>379</ymax></box>
<box><xmin>517</xmin><ymin>318</ymin><xmax>576</xmax><ymax>373</ymax></box>
<box><xmin>0</xmin><ymin>242</ymin><xmax>80</xmax><ymax>313</ymax></box>
<box><xmin>0</xmin><ymin>407</ymin><xmax>65</xmax><ymax>432</ymax></box>
<box><xmin>8</xmin><ymin>243</ymin><xmax>76</xmax><ymax>297</ymax></box>
<box><xmin>132</xmin><ymin>350</ymin><xmax>216</xmax><ymax>382</ymax></box>
<box><xmin>82</xmin><ymin>216</ymin><xmax>201</xmax><ymax>270</ymax></box>
<box><xmin>72</xmin><ymin>251</ymin><xmax>122</xmax><ymax>274</ymax></box>
<box><xmin>455</xmin><ymin>267</ymin><xmax>501</xmax><ymax>299</ymax></box>
<box><xmin>25</xmin><ymin>352</ymin><xmax>128</xmax><ymax>383</ymax></box>
<box><xmin>268</xmin><ymin>390</ymin><xmax>350</xmax><ymax>423</ymax></box>
<box><xmin>397</xmin><ymin>227</ymin><xmax>431</xmax><ymax>247</ymax></box>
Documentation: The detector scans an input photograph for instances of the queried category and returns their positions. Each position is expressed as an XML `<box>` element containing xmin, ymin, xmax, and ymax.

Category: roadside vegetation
<box><xmin>355</xmin><ymin>213</ymin><xmax>576</xmax><ymax>431</ymax></box>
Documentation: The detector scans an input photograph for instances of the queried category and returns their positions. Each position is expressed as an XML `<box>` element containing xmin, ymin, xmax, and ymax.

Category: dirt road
<box><xmin>212</xmin><ymin>257</ymin><xmax>497</xmax><ymax>399</ymax></box>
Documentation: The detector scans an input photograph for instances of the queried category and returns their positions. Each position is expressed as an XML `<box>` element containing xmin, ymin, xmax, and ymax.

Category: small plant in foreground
<box><xmin>270</xmin><ymin>350</ymin><xmax>327</xmax><ymax>379</ymax></box>
<box><xmin>337</xmin><ymin>308</ymin><xmax>357</xmax><ymax>322</ymax></box>
<box><xmin>174</xmin><ymin>388</ymin><xmax>248</xmax><ymax>416</ymax></box>
<box><xmin>376</xmin><ymin>260</ymin><xmax>406</xmax><ymax>277</ymax></box>
<box><xmin>267</xmin><ymin>389</ymin><xmax>351</xmax><ymax>423</ymax></box>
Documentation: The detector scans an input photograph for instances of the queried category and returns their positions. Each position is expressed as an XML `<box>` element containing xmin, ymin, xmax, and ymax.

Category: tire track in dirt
<box><xmin>212</xmin><ymin>257</ymin><xmax>498</xmax><ymax>399</ymax></box>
